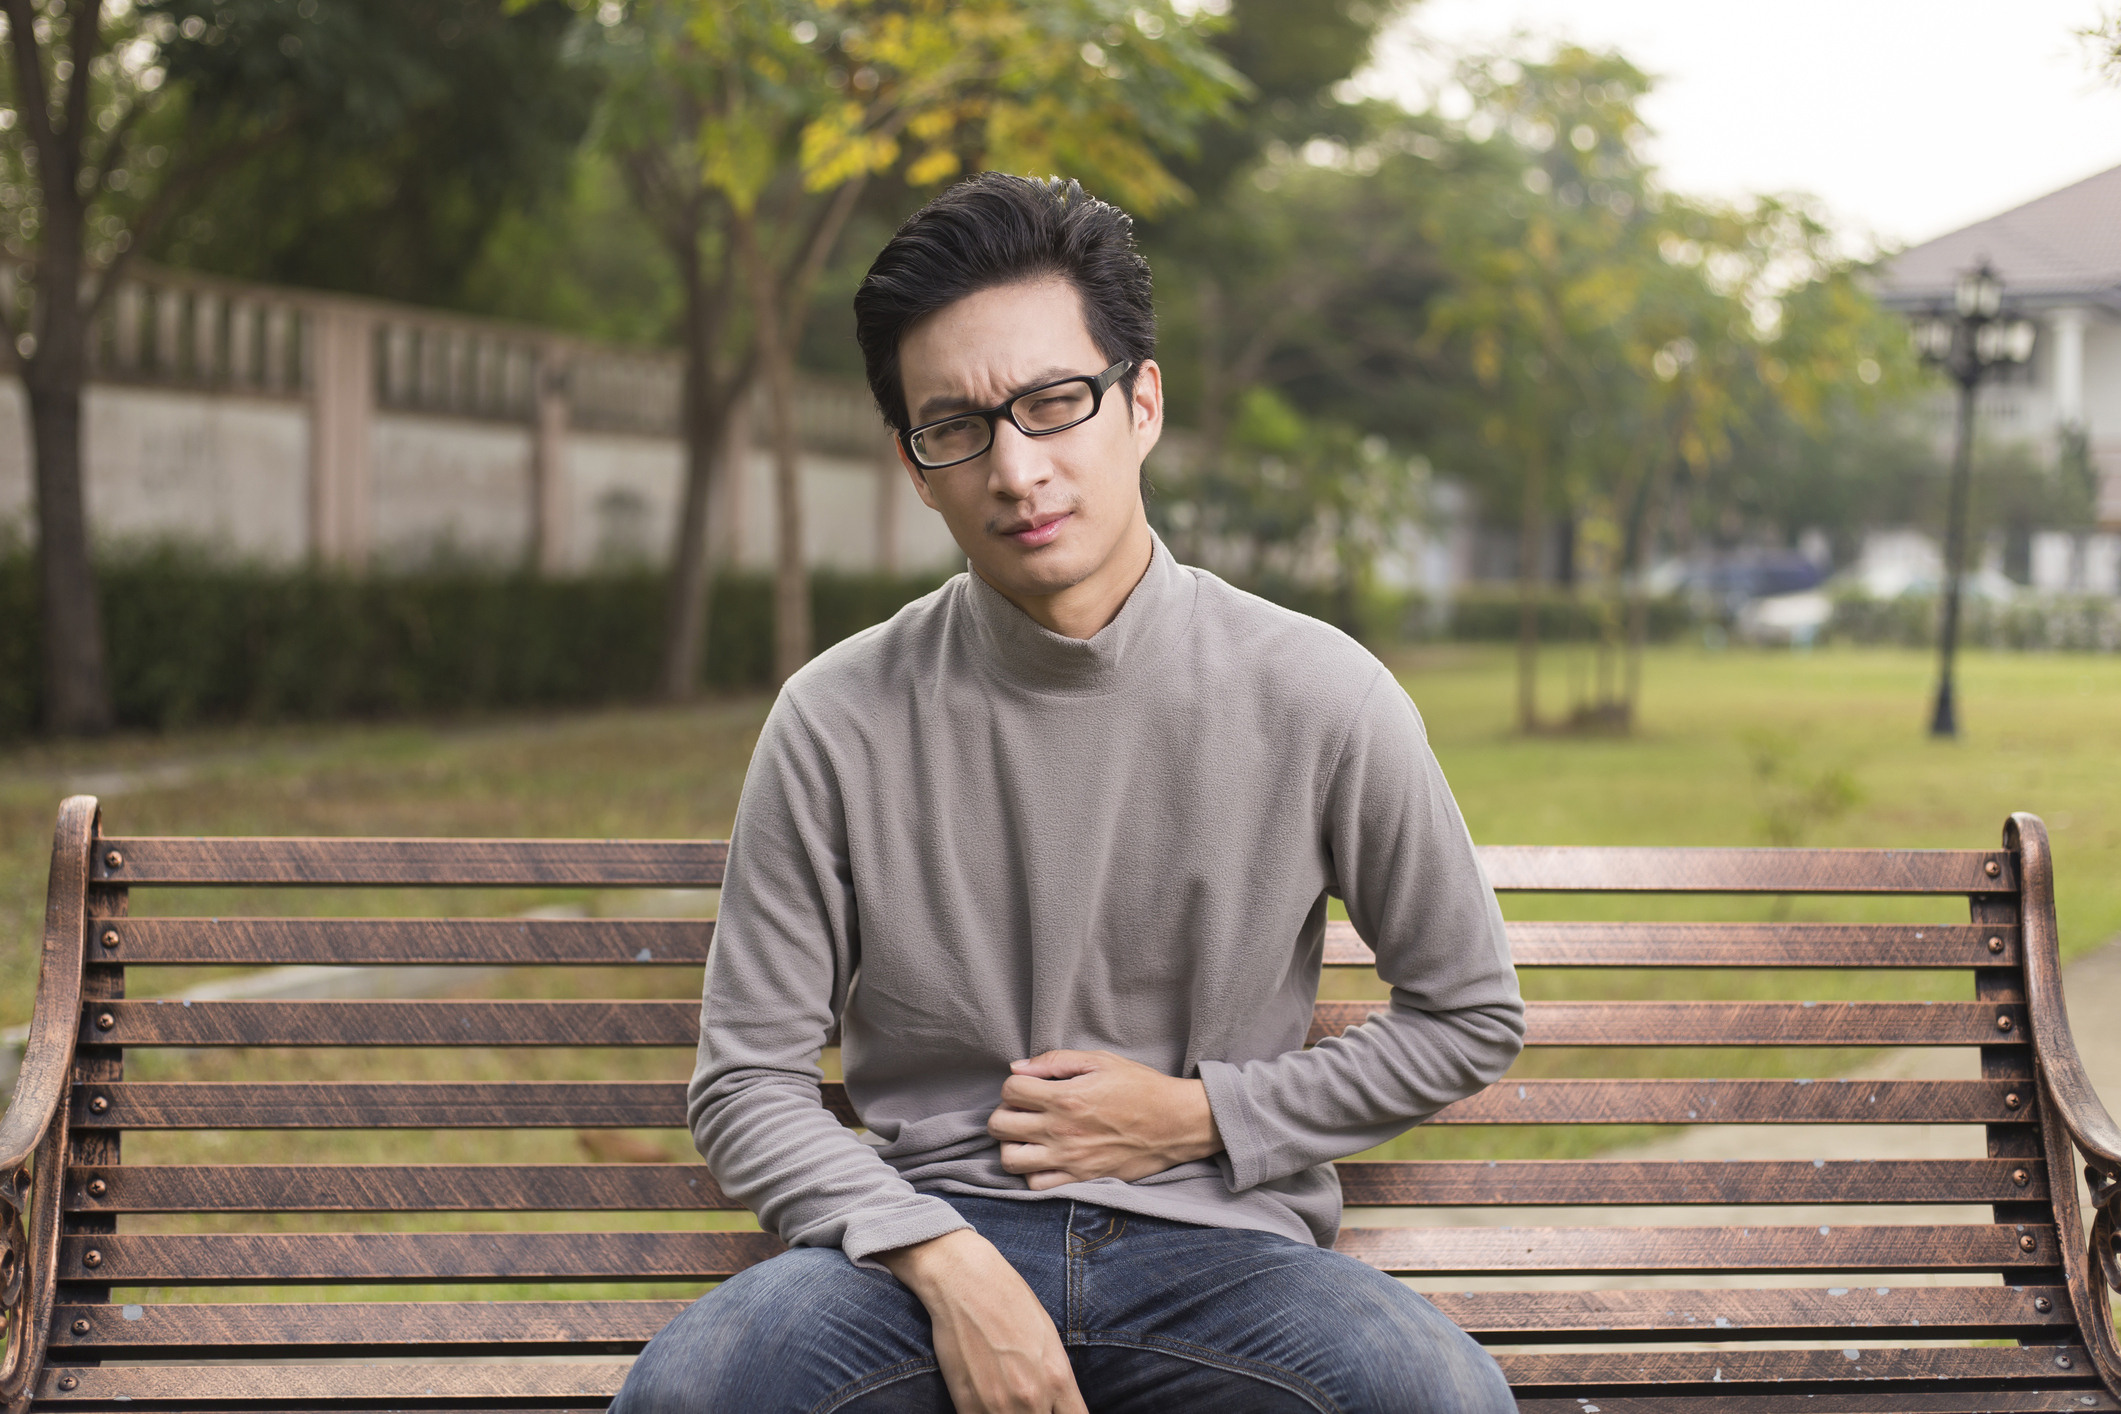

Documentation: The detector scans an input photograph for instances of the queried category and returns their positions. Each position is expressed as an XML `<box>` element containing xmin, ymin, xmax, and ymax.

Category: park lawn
<box><xmin>0</xmin><ymin>641</ymin><xmax>2113</xmax><ymax>1300</ymax></box>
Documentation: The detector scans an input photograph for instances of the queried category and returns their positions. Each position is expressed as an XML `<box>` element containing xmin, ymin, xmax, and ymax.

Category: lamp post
<box><xmin>1909</xmin><ymin>262</ymin><xmax>2035</xmax><ymax>738</ymax></box>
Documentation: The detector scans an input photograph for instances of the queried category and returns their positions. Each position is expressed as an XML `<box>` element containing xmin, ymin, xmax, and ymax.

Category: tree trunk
<box><xmin>1516</xmin><ymin>451</ymin><xmax>1546</xmax><ymax>735</ymax></box>
<box><xmin>658</xmin><ymin>225</ymin><xmax>730</xmax><ymax>701</ymax></box>
<box><xmin>735</xmin><ymin>212</ymin><xmax>809</xmax><ymax>684</ymax></box>
<box><xmin>24</xmin><ymin>159</ymin><xmax>112</xmax><ymax>733</ymax></box>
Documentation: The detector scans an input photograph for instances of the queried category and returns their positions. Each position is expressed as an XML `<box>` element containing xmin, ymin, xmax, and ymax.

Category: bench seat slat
<box><xmin>1314</xmin><ymin>1000</ymin><xmax>2024</xmax><ymax>1047</ymax></box>
<box><xmin>1333</xmin><ymin>1223</ymin><xmax>2056</xmax><ymax>1274</ymax></box>
<box><xmin>84</xmin><ymin>998</ymin><xmax>2030</xmax><ymax>1050</ymax></box>
<box><xmin>1324</xmin><ymin>922</ymin><xmax>2018</xmax><ymax>969</ymax></box>
<box><xmin>24</xmin><ymin>1350</ymin><xmax>2101</xmax><ymax>1405</ymax></box>
<box><xmin>1479</xmin><ymin>846</ymin><xmax>2014</xmax><ymax>894</ymax></box>
<box><xmin>68</xmin><ymin>1164</ymin><xmax>740</xmax><ymax>1213</ymax></box>
<box><xmin>1515</xmin><ymin>1398</ymin><xmax>2118</xmax><ymax>1414</ymax></box>
<box><xmin>35</xmin><ymin>1360</ymin><xmax>635</xmax><ymax>1402</ymax></box>
<box><xmin>74</xmin><ymin>1078</ymin><xmax>2032</xmax><ymax>1129</ymax></box>
<box><xmin>53</xmin><ymin>1299</ymin><xmax>686</xmax><ymax>1356</ymax></box>
<box><xmin>98</xmin><ymin>918</ymin><xmax>712</xmax><ymax>966</ymax></box>
<box><xmin>93</xmin><ymin>837</ymin><xmax>727</xmax><ymax>888</ymax></box>
<box><xmin>59</xmin><ymin>1224</ymin><xmax>2054</xmax><ymax>1284</ymax></box>
<box><xmin>71</xmin><ymin>1158</ymin><xmax>2044</xmax><ymax>1214</ymax></box>
<box><xmin>1336</xmin><ymin>1158</ymin><xmax>2047</xmax><ymax>1206</ymax></box>
<box><xmin>49</xmin><ymin>1285</ymin><xmax>2076</xmax><ymax>1355</ymax></box>
<box><xmin>1495</xmin><ymin>1345</ymin><xmax>2090</xmax><ymax>1393</ymax></box>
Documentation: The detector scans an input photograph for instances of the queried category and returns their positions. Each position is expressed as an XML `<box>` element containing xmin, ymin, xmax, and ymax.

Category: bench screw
<box><xmin>56</xmin><ymin>1375</ymin><xmax>76</xmax><ymax>1391</ymax></box>
<box><xmin>103</xmin><ymin>850</ymin><xmax>122</xmax><ymax>869</ymax></box>
<box><xmin>70</xmin><ymin>1319</ymin><xmax>88</xmax><ymax>1335</ymax></box>
<box><xmin>85</xmin><ymin>1179</ymin><xmax>105</xmax><ymax>1197</ymax></box>
<box><xmin>1987</xmin><ymin>935</ymin><xmax>2004</xmax><ymax>953</ymax></box>
<box><xmin>2019</xmin><ymin>1234</ymin><xmax>2037</xmax><ymax>1251</ymax></box>
<box><xmin>99</xmin><ymin>930</ymin><xmax>118</xmax><ymax>949</ymax></box>
<box><xmin>87</xmin><ymin>1096</ymin><xmax>107</xmax><ymax>1114</ymax></box>
<box><xmin>2057</xmin><ymin>1354</ymin><xmax>2074</xmax><ymax>1369</ymax></box>
<box><xmin>2005</xmin><ymin>1092</ymin><xmax>2022</xmax><ymax>1109</ymax></box>
<box><xmin>94</xmin><ymin>1013</ymin><xmax>113</xmax><ymax>1032</ymax></box>
<box><xmin>81</xmin><ymin>1249</ymin><xmax>101</xmax><ymax>1268</ymax></box>
<box><xmin>2035</xmin><ymin>1295</ymin><xmax>2053</xmax><ymax>1312</ymax></box>
<box><xmin>1985</xmin><ymin>860</ymin><xmax>2002</xmax><ymax>878</ymax></box>
<box><xmin>1996</xmin><ymin>1015</ymin><xmax>2014</xmax><ymax>1032</ymax></box>
<box><xmin>2012</xmin><ymin>1168</ymin><xmax>2030</xmax><ymax>1187</ymax></box>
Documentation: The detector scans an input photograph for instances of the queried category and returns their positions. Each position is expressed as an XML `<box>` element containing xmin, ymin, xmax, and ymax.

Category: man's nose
<box><xmin>984</xmin><ymin>420</ymin><xmax>1052</xmax><ymax>500</ymax></box>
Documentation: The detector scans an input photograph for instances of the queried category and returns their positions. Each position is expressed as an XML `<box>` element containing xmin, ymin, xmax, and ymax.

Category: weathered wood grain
<box><xmin>66</xmin><ymin>1164</ymin><xmax>737</xmax><ymax>1213</ymax></box>
<box><xmin>1321</xmin><ymin>920</ymin><xmax>2020</xmax><ymax>969</ymax></box>
<box><xmin>1420</xmin><ymin>1284</ymin><xmax>2073</xmax><ymax>1342</ymax></box>
<box><xmin>1428</xmin><ymin>1078</ymin><xmax>2029</xmax><ymax>1125</ymax></box>
<box><xmin>82</xmin><ymin>1000</ymin><xmax>705</xmax><ymax>1048</ymax></box>
<box><xmin>1335</xmin><ymin>1158</ymin><xmax>2048</xmax><ymax>1206</ymax></box>
<box><xmin>92</xmin><ymin>917</ymin><xmax>711</xmax><ymax>966</ymax></box>
<box><xmin>36</xmin><ymin>1360</ymin><xmax>636</xmax><ymax>1401</ymax></box>
<box><xmin>57</xmin><ymin>1230</ymin><xmax>783</xmax><ymax>1283</ymax></box>
<box><xmin>1515</xmin><ymin>1397</ymin><xmax>2115</xmax><ymax>1414</ymax></box>
<box><xmin>1332</xmin><ymin>1223</ymin><xmax>2055</xmax><ymax>1275</ymax></box>
<box><xmin>91</xmin><ymin>836</ymin><xmax>726</xmax><ymax>888</ymax></box>
<box><xmin>1495</xmin><ymin>1343</ymin><xmax>2089</xmax><ymax>1392</ymax></box>
<box><xmin>51</xmin><ymin>1298</ymin><xmax>691</xmax><ymax>1356</ymax></box>
<box><xmin>1479</xmin><ymin>846</ymin><xmax>2015</xmax><ymax>894</ymax></box>
<box><xmin>1312</xmin><ymin>1000</ymin><xmax>2026</xmax><ymax>1047</ymax></box>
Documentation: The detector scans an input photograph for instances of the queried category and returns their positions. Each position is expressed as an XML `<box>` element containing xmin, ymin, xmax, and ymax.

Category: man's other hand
<box><xmin>877</xmin><ymin>1229</ymin><xmax>1087</xmax><ymax>1414</ymax></box>
<box><xmin>987</xmin><ymin>1049</ymin><xmax>1222</xmax><ymax>1190</ymax></box>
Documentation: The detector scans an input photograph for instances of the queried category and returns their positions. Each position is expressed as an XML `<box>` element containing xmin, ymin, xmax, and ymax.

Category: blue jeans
<box><xmin>610</xmin><ymin>1195</ymin><xmax>1513</xmax><ymax>1413</ymax></box>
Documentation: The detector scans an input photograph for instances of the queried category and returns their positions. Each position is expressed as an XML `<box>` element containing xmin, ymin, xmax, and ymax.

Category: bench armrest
<box><xmin>2012</xmin><ymin>814</ymin><xmax>2121</xmax><ymax>1174</ymax></box>
<box><xmin>0</xmin><ymin>797</ymin><xmax>96</xmax><ymax>1414</ymax></box>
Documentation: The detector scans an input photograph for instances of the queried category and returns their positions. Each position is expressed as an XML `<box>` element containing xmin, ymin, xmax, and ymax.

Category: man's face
<box><xmin>896</xmin><ymin>278</ymin><xmax>1161</xmax><ymax>606</ymax></box>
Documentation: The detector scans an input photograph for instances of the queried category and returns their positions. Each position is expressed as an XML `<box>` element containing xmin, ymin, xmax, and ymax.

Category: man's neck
<box><xmin>978</xmin><ymin>516</ymin><xmax>1154</xmax><ymax>641</ymax></box>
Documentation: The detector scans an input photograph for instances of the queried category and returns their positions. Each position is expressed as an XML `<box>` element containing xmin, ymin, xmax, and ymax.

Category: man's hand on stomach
<box><xmin>986</xmin><ymin>1049</ymin><xmax>1223</xmax><ymax>1190</ymax></box>
<box><xmin>878</xmin><ymin>1229</ymin><xmax>1088</xmax><ymax>1414</ymax></box>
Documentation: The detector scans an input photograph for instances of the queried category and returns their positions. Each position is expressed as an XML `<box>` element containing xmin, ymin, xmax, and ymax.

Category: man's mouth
<box><xmin>1001</xmin><ymin>511</ymin><xmax>1071</xmax><ymax>547</ymax></box>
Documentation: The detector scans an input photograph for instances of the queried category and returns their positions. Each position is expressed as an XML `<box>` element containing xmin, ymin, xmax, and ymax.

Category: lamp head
<box><xmin>1954</xmin><ymin>262</ymin><xmax>2002</xmax><ymax>320</ymax></box>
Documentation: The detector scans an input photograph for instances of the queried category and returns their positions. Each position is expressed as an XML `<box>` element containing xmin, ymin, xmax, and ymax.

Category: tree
<box><xmin>0</xmin><ymin>0</ymin><xmax>584</xmax><ymax>733</ymax></box>
<box><xmin>574</xmin><ymin>0</ymin><xmax>1240</xmax><ymax>696</ymax></box>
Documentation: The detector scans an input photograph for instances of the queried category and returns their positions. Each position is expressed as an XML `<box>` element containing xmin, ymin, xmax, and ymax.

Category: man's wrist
<box><xmin>875</xmin><ymin>1226</ymin><xmax>989</xmax><ymax>1297</ymax></box>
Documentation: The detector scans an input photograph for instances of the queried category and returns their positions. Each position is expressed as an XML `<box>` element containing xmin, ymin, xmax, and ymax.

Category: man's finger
<box><xmin>1024</xmin><ymin>1168</ymin><xmax>1076</xmax><ymax>1192</ymax></box>
<box><xmin>998</xmin><ymin>1074</ymin><xmax>1078</xmax><ymax>1112</ymax></box>
<box><xmin>1009</xmin><ymin>1049</ymin><xmax>1108</xmax><ymax>1079</ymax></box>
<box><xmin>986</xmin><ymin>1105</ymin><xmax>1046</xmax><ymax>1141</ymax></box>
<box><xmin>998</xmin><ymin>1141</ymin><xmax>1060</xmax><ymax>1174</ymax></box>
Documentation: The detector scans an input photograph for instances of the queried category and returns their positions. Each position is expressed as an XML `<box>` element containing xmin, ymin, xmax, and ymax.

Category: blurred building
<box><xmin>1873</xmin><ymin>161</ymin><xmax>2121</xmax><ymax>563</ymax></box>
<box><xmin>0</xmin><ymin>263</ymin><xmax>962</xmax><ymax>575</ymax></box>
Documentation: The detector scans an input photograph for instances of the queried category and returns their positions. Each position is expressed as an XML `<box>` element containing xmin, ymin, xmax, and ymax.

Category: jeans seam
<box><xmin>810</xmin><ymin>1356</ymin><xmax>938</xmax><ymax>1414</ymax></box>
<box><xmin>1077</xmin><ymin>1331</ymin><xmax>1341</xmax><ymax>1413</ymax></box>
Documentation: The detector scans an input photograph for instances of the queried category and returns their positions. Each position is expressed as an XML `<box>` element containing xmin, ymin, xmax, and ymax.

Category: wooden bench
<box><xmin>0</xmin><ymin>794</ymin><xmax>2116</xmax><ymax>1410</ymax></box>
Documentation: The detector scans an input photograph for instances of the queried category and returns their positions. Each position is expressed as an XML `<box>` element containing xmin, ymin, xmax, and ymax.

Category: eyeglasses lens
<box><xmin>911</xmin><ymin>417</ymin><xmax>990</xmax><ymax>468</ymax></box>
<box><xmin>1013</xmin><ymin>381</ymin><xmax>1095</xmax><ymax>432</ymax></box>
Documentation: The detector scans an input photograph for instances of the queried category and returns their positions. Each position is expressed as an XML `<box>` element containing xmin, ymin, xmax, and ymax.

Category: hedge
<box><xmin>0</xmin><ymin>545</ymin><xmax>951</xmax><ymax>737</ymax></box>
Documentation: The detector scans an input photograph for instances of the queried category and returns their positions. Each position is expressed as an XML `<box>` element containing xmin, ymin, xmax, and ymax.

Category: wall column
<box><xmin>2049</xmin><ymin>306</ymin><xmax>2089</xmax><ymax>429</ymax></box>
<box><xmin>531</xmin><ymin>343</ymin><xmax>571</xmax><ymax>574</ymax></box>
<box><xmin>306</xmin><ymin>301</ymin><xmax>375</xmax><ymax>567</ymax></box>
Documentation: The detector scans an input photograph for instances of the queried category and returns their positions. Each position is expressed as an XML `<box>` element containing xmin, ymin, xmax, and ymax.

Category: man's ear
<box><xmin>895</xmin><ymin>436</ymin><xmax>940</xmax><ymax>511</ymax></box>
<box><xmin>1130</xmin><ymin>358</ymin><xmax>1165</xmax><ymax>458</ymax></box>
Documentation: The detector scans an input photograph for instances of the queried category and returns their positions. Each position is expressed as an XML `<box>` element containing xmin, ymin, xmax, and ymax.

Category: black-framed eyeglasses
<box><xmin>899</xmin><ymin>360</ymin><xmax>1132</xmax><ymax>471</ymax></box>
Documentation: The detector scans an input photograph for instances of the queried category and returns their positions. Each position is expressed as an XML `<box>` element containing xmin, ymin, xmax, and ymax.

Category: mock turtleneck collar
<box><xmin>961</xmin><ymin>533</ymin><xmax>1195</xmax><ymax>695</ymax></box>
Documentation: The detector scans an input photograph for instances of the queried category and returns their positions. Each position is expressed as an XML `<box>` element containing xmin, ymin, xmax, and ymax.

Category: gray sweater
<box><xmin>689</xmin><ymin>537</ymin><xmax>1524</xmax><ymax>1266</ymax></box>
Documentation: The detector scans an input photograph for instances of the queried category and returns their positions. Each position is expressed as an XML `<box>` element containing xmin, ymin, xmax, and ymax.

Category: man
<box><xmin>614</xmin><ymin>174</ymin><xmax>1524</xmax><ymax>1414</ymax></box>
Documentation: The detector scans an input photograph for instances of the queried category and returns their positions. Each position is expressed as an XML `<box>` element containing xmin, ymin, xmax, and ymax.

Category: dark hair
<box><xmin>853</xmin><ymin>174</ymin><xmax>1155</xmax><ymax>432</ymax></box>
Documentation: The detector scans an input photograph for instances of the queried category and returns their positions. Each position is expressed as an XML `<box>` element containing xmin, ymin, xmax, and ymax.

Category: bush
<box><xmin>1828</xmin><ymin>592</ymin><xmax>2121</xmax><ymax>652</ymax></box>
<box><xmin>0</xmin><ymin>544</ymin><xmax>952</xmax><ymax>737</ymax></box>
<box><xmin>1443</xmin><ymin>590</ymin><xmax>1694</xmax><ymax>643</ymax></box>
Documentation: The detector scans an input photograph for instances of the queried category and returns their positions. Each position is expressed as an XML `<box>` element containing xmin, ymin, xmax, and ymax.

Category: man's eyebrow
<box><xmin>913</xmin><ymin>366</ymin><xmax>1085</xmax><ymax>423</ymax></box>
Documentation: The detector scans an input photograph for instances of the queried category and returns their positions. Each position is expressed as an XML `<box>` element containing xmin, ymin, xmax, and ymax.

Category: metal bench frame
<box><xmin>0</xmin><ymin>795</ymin><xmax>2115</xmax><ymax>1411</ymax></box>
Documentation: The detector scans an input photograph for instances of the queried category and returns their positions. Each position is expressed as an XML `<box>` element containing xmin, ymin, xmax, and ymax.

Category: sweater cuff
<box><xmin>1197</xmin><ymin>1059</ymin><xmax>1267</xmax><ymax>1192</ymax></box>
<box><xmin>838</xmin><ymin>1196</ymin><xmax>975</xmax><ymax>1273</ymax></box>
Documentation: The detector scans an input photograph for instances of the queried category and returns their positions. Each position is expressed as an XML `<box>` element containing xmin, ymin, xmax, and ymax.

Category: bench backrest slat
<box><xmin>93</xmin><ymin>837</ymin><xmax>727</xmax><ymax>888</ymax></box>
<box><xmin>72</xmin><ymin>1164</ymin><xmax>738</xmax><ymax>1212</ymax></box>
<box><xmin>1325</xmin><ymin>920</ymin><xmax>2018</xmax><ymax>968</ymax></box>
<box><xmin>99</xmin><ymin>917</ymin><xmax>713</xmax><ymax>965</ymax></box>
<box><xmin>1480</xmin><ymin>845</ymin><xmax>2015</xmax><ymax>893</ymax></box>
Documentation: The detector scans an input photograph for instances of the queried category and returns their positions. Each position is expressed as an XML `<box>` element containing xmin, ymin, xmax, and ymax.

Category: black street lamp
<box><xmin>1909</xmin><ymin>262</ymin><xmax>2035</xmax><ymax>738</ymax></box>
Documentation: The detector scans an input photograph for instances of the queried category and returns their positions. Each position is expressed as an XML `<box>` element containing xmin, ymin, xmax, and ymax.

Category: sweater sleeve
<box><xmin>687</xmin><ymin>694</ymin><xmax>971</xmax><ymax>1267</ymax></box>
<box><xmin>1196</xmin><ymin>669</ymin><xmax>1525</xmax><ymax>1192</ymax></box>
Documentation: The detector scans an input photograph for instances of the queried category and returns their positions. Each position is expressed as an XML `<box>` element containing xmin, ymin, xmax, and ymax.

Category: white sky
<box><xmin>1361</xmin><ymin>0</ymin><xmax>2121</xmax><ymax>254</ymax></box>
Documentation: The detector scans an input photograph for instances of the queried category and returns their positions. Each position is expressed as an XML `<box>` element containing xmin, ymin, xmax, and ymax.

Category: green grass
<box><xmin>2</xmin><ymin>643</ymin><xmax>2114</xmax><ymax>1301</ymax></box>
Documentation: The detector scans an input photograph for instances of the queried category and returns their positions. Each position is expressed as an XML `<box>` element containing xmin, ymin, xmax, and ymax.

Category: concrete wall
<box><xmin>0</xmin><ymin>376</ymin><xmax>965</xmax><ymax>574</ymax></box>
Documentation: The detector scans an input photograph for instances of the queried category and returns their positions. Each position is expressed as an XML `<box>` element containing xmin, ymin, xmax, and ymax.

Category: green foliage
<box><xmin>144</xmin><ymin>0</ymin><xmax>598</xmax><ymax>305</ymax></box>
<box><xmin>1741</xmin><ymin>728</ymin><xmax>1860</xmax><ymax>848</ymax></box>
<box><xmin>0</xmin><ymin>544</ymin><xmax>950</xmax><ymax>736</ymax></box>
